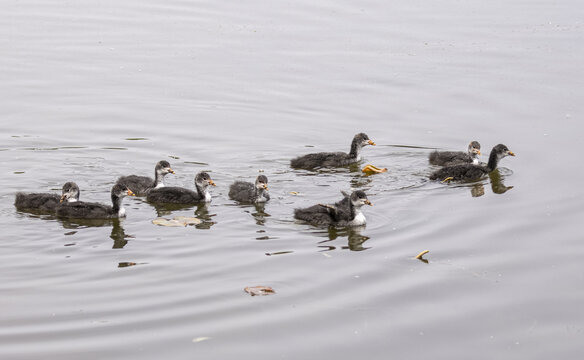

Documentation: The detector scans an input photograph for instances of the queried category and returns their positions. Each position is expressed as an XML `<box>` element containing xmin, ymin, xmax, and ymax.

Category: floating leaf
<box><xmin>152</xmin><ymin>218</ymin><xmax>186</xmax><ymax>227</ymax></box>
<box><xmin>152</xmin><ymin>216</ymin><xmax>202</xmax><ymax>227</ymax></box>
<box><xmin>173</xmin><ymin>216</ymin><xmax>202</xmax><ymax>225</ymax></box>
<box><xmin>362</xmin><ymin>164</ymin><xmax>388</xmax><ymax>175</ymax></box>
<box><xmin>118</xmin><ymin>262</ymin><xmax>137</xmax><ymax>268</ymax></box>
<box><xmin>152</xmin><ymin>218</ymin><xmax>169</xmax><ymax>225</ymax></box>
<box><xmin>244</xmin><ymin>286</ymin><xmax>275</xmax><ymax>296</ymax></box>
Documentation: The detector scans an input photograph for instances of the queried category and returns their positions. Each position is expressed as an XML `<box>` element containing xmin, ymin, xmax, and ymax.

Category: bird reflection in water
<box><xmin>193</xmin><ymin>203</ymin><xmax>216</xmax><ymax>229</ymax></box>
<box><xmin>489</xmin><ymin>168</ymin><xmax>513</xmax><ymax>194</ymax></box>
<box><xmin>467</xmin><ymin>169</ymin><xmax>513</xmax><ymax>197</ymax></box>
<box><xmin>470</xmin><ymin>183</ymin><xmax>485</xmax><ymax>197</ymax></box>
<box><xmin>349</xmin><ymin>167</ymin><xmax>374</xmax><ymax>189</ymax></box>
<box><xmin>152</xmin><ymin>202</ymin><xmax>216</xmax><ymax>229</ymax></box>
<box><xmin>250</xmin><ymin>203</ymin><xmax>270</xmax><ymax>226</ymax></box>
<box><xmin>58</xmin><ymin>217</ymin><xmax>134</xmax><ymax>249</ymax></box>
<box><xmin>109</xmin><ymin>219</ymin><xmax>133</xmax><ymax>248</ymax></box>
<box><xmin>317</xmin><ymin>226</ymin><xmax>370</xmax><ymax>251</ymax></box>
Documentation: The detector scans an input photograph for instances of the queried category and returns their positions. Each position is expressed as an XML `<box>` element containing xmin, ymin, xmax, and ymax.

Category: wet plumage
<box><xmin>294</xmin><ymin>190</ymin><xmax>372</xmax><ymax>226</ymax></box>
<box><xmin>229</xmin><ymin>175</ymin><xmax>270</xmax><ymax>203</ymax></box>
<box><xmin>15</xmin><ymin>182</ymin><xmax>80</xmax><ymax>213</ymax></box>
<box><xmin>146</xmin><ymin>171</ymin><xmax>215</xmax><ymax>204</ymax></box>
<box><xmin>430</xmin><ymin>144</ymin><xmax>515</xmax><ymax>182</ymax></box>
<box><xmin>291</xmin><ymin>133</ymin><xmax>375</xmax><ymax>169</ymax></box>
<box><xmin>56</xmin><ymin>183</ymin><xmax>134</xmax><ymax>219</ymax></box>
<box><xmin>116</xmin><ymin>160</ymin><xmax>175</xmax><ymax>196</ymax></box>
<box><xmin>429</xmin><ymin>141</ymin><xmax>481</xmax><ymax>166</ymax></box>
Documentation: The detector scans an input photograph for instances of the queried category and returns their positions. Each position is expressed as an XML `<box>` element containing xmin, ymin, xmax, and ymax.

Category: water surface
<box><xmin>1</xmin><ymin>1</ymin><xmax>583</xmax><ymax>359</ymax></box>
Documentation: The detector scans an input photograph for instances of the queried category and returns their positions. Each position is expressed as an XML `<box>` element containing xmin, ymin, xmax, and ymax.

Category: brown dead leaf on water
<box><xmin>118</xmin><ymin>262</ymin><xmax>137</xmax><ymax>268</ymax></box>
<box><xmin>244</xmin><ymin>286</ymin><xmax>275</xmax><ymax>296</ymax></box>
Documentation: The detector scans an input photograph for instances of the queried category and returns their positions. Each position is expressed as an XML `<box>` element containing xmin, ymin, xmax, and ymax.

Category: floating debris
<box><xmin>118</xmin><ymin>262</ymin><xmax>137</xmax><ymax>268</ymax></box>
<box><xmin>361</xmin><ymin>164</ymin><xmax>387</xmax><ymax>175</ymax></box>
<box><xmin>152</xmin><ymin>218</ymin><xmax>185</xmax><ymax>227</ymax></box>
<box><xmin>152</xmin><ymin>216</ymin><xmax>202</xmax><ymax>227</ymax></box>
<box><xmin>244</xmin><ymin>286</ymin><xmax>275</xmax><ymax>296</ymax></box>
<box><xmin>415</xmin><ymin>250</ymin><xmax>430</xmax><ymax>263</ymax></box>
<box><xmin>192</xmin><ymin>337</ymin><xmax>211</xmax><ymax>343</ymax></box>
<box><xmin>173</xmin><ymin>216</ymin><xmax>202</xmax><ymax>225</ymax></box>
<box><xmin>265</xmin><ymin>251</ymin><xmax>293</xmax><ymax>256</ymax></box>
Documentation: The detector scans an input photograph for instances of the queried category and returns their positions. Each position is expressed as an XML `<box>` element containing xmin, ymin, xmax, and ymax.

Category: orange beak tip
<box><xmin>368</xmin><ymin>140</ymin><xmax>376</xmax><ymax>146</ymax></box>
<box><xmin>509</xmin><ymin>151</ymin><xmax>516</xmax><ymax>156</ymax></box>
<box><xmin>127</xmin><ymin>190</ymin><xmax>135</xmax><ymax>196</ymax></box>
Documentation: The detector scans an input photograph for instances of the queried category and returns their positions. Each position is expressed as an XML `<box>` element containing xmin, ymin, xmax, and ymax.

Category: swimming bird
<box><xmin>56</xmin><ymin>183</ymin><xmax>135</xmax><ymax>219</ymax></box>
<box><xmin>15</xmin><ymin>182</ymin><xmax>80</xmax><ymax>213</ymax></box>
<box><xmin>116</xmin><ymin>160</ymin><xmax>175</xmax><ymax>196</ymax></box>
<box><xmin>290</xmin><ymin>133</ymin><xmax>376</xmax><ymax>169</ymax></box>
<box><xmin>429</xmin><ymin>141</ymin><xmax>481</xmax><ymax>166</ymax></box>
<box><xmin>146</xmin><ymin>171</ymin><xmax>216</xmax><ymax>204</ymax></box>
<box><xmin>430</xmin><ymin>144</ymin><xmax>515</xmax><ymax>182</ymax></box>
<box><xmin>294</xmin><ymin>190</ymin><xmax>372</xmax><ymax>226</ymax></box>
<box><xmin>228</xmin><ymin>175</ymin><xmax>269</xmax><ymax>203</ymax></box>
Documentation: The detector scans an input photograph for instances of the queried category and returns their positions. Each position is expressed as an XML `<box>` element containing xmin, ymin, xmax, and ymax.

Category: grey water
<box><xmin>1</xmin><ymin>1</ymin><xmax>583</xmax><ymax>359</ymax></box>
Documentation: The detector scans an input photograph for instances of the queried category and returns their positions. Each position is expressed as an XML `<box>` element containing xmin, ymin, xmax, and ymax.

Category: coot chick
<box><xmin>229</xmin><ymin>175</ymin><xmax>269</xmax><ymax>203</ymax></box>
<box><xmin>146</xmin><ymin>171</ymin><xmax>216</xmax><ymax>204</ymax></box>
<box><xmin>56</xmin><ymin>183</ymin><xmax>135</xmax><ymax>219</ymax></box>
<box><xmin>294</xmin><ymin>190</ymin><xmax>372</xmax><ymax>227</ymax></box>
<box><xmin>429</xmin><ymin>141</ymin><xmax>481</xmax><ymax>166</ymax></box>
<box><xmin>15</xmin><ymin>182</ymin><xmax>80</xmax><ymax>213</ymax></box>
<box><xmin>430</xmin><ymin>144</ymin><xmax>515</xmax><ymax>182</ymax></box>
<box><xmin>290</xmin><ymin>133</ymin><xmax>376</xmax><ymax>169</ymax></box>
<box><xmin>116</xmin><ymin>160</ymin><xmax>175</xmax><ymax>196</ymax></box>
